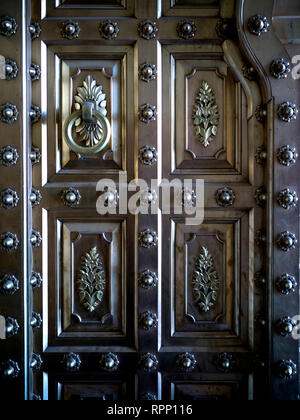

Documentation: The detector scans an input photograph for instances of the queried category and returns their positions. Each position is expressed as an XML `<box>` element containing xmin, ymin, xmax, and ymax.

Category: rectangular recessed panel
<box><xmin>44</xmin><ymin>211</ymin><xmax>135</xmax><ymax>350</ymax></box>
<box><xmin>161</xmin><ymin>210</ymin><xmax>255</xmax><ymax>350</ymax></box>
<box><xmin>48</xmin><ymin>376</ymin><xmax>135</xmax><ymax>400</ymax></box>
<box><xmin>43</xmin><ymin>0</ymin><xmax>134</xmax><ymax>18</ymax></box>
<box><xmin>43</xmin><ymin>45</ymin><xmax>134</xmax><ymax>179</ymax></box>
<box><xmin>169</xmin><ymin>380</ymin><xmax>243</xmax><ymax>401</ymax></box>
<box><xmin>162</xmin><ymin>0</ymin><xmax>220</xmax><ymax>17</ymax></box>
<box><xmin>162</xmin><ymin>45</ymin><xmax>250</xmax><ymax>179</ymax></box>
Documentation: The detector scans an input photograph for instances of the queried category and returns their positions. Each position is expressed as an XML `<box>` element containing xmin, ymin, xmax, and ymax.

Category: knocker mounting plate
<box><xmin>64</xmin><ymin>75</ymin><xmax>111</xmax><ymax>154</ymax></box>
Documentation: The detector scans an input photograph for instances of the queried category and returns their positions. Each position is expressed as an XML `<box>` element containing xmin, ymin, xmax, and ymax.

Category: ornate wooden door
<box><xmin>0</xmin><ymin>0</ymin><xmax>299</xmax><ymax>401</ymax></box>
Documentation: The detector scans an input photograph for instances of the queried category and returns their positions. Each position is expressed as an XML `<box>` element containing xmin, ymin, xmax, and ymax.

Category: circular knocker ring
<box><xmin>64</xmin><ymin>109</ymin><xmax>111</xmax><ymax>155</ymax></box>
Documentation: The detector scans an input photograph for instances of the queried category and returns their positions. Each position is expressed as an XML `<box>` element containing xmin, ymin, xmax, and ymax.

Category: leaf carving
<box><xmin>192</xmin><ymin>81</ymin><xmax>219</xmax><ymax>148</ymax></box>
<box><xmin>74</xmin><ymin>75</ymin><xmax>108</xmax><ymax>148</ymax></box>
<box><xmin>192</xmin><ymin>247</ymin><xmax>219</xmax><ymax>312</ymax></box>
<box><xmin>77</xmin><ymin>247</ymin><xmax>106</xmax><ymax>313</ymax></box>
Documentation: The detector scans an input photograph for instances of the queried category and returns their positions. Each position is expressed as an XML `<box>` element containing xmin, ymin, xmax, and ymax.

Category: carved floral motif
<box><xmin>193</xmin><ymin>81</ymin><xmax>219</xmax><ymax>147</ymax></box>
<box><xmin>77</xmin><ymin>247</ymin><xmax>106</xmax><ymax>313</ymax></box>
<box><xmin>192</xmin><ymin>247</ymin><xmax>219</xmax><ymax>312</ymax></box>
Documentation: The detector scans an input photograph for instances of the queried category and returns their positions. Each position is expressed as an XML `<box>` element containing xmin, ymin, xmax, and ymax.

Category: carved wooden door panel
<box><xmin>0</xmin><ymin>0</ymin><xmax>299</xmax><ymax>401</ymax></box>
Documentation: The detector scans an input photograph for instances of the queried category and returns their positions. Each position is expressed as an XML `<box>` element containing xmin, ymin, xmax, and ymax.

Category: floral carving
<box><xmin>77</xmin><ymin>247</ymin><xmax>106</xmax><ymax>313</ymax></box>
<box><xmin>193</xmin><ymin>81</ymin><xmax>219</xmax><ymax>148</ymax></box>
<box><xmin>192</xmin><ymin>247</ymin><xmax>219</xmax><ymax>313</ymax></box>
<box><xmin>74</xmin><ymin>75</ymin><xmax>108</xmax><ymax>148</ymax></box>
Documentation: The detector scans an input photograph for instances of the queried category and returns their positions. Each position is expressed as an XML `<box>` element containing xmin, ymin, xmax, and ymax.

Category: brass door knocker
<box><xmin>64</xmin><ymin>75</ymin><xmax>111</xmax><ymax>154</ymax></box>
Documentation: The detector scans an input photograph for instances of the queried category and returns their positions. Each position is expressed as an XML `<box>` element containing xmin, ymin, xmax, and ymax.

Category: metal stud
<box><xmin>0</xmin><ymin>360</ymin><xmax>20</xmax><ymax>379</ymax></box>
<box><xmin>30</xmin><ymin>146</ymin><xmax>41</xmax><ymax>165</ymax></box>
<box><xmin>255</xmin><ymin>229</ymin><xmax>266</xmax><ymax>247</ymax></box>
<box><xmin>270</xmin><ymin>58</ymin><xmax>291</xmax><ymax>79</ymax></box>
<box><xmin>176</xmin><ymin>352</ymin><xmax>197</xmax><ymax>372</ymax></box>
<box><xmin>215</xmin><ymin>353</ymin><xmax>233</xmax><ymax>373</ymax></box>
<box><xmin>181</xmin><ymin>188</ymin><xmax>196</xmax><ymax>207</ymax></box>
<box><xmin>99</xmin><ymin>353</ymin><xmax>119</xmax><ymax>372</ymax></box>
<box><xmin>138</xmin><ymin>229</ymin><xmax>158</xmax><ymax>249</ymax></box>
<box><xmin>139</xmin><ymin>104</ymin><xmax>157</xmax><ymax>124</ymax></box>
<box><xmin>255</xmin><ymin>145</ymin><xmax>267</xmax><ymax>165</ymax></box>
<box><xmin>138</xmin><ymin>20</ymin><xmax>158</xmax><ymax>40</ymax></box>
<box><xmin>0</xmin><ymin>103</ymin><xmax>19</xmax><ymax>124</ymax></box>
<box><xmin>138</xmin><ymin>270</ymin><xmax>158</xmax><ymax>290</ymax></box>
<box><xmin>255</xmin><ymin>271</ymin><xmax>267</xmax><ymax>289</ymax></box>
<box><xmin>276</xmin><ymin>274</ymin><xmax>297</xmax><ymax>295</ymax></box>
<box><xmin>62</xmin><ymin>353</ymin><xmax>82</xmax><ymax>372</ymax></box>
<box><xmin>5</xmin><ymin>59</ymin><xmax>18</xmax><ymax>80</ymax></box>
<box><xmin>141</xmin><ymin>393</ymin><xmax>157</xmax><ymax>400</ymax></box>
<box><xmin>30</xmin><ymin>229</ymin><xmax>42</xmax><ymax>248</ymax></box>
<box><xmin>277</xmin><ymin>231</ymin><xmax>297</xmax><ymax>252</ymax></box>
<box><xmin>0</xmin><ymin>274</ymin><xmax>19</xmax><ymax>295</ymax></box>
<box><xmin>215</xmin><ymin>18</ymin><xmax>236</xmax><ymax>39</ymax></box>
<box><xmin>30</xmin><ymin>353</ymin><xmax>43</xmax><ymax>371</ymax></box>
<box><xmin>61</xmin><ymin>20</ymin><xmax>80</xmax><ymax>40</ymax></box>
<box><xmin>139</xmin><ymin>145</ymin><xmax>157</xmax><ymax>166</ymax></box>
<box><xmin>139</xmin><ymin>311</ymin><xmax>158</xmax><ymax>331</ymax></box>
<box><xmin>255</xmin><ymin>104</ymin><xmax>267</xmax><ymax>122</ymax></box>
<box><xmin>0</xmin><ymin>232</ymin><xmax>19</xmax><ymax>252</ymax></box>
<box><xmin>248</xmin><ymin>14</ymin><xmax>269</xmax><ymax>36</ymax></box>
<box><xmin>30</xmin><ymin>187</ymin><xmax>42</xmax><ymax>207</ymax></box>
<box><xmin>29</xmin><ymin>21</ymin><xmax>41</xmax><ymax>40</ymax></box>
<box><xmin>30</xmin><ymin>312</ymin><xmax>42</xmax><ymax>329</ymax></box>
<box><xmin>29</xmin><ymin>63</ymin><xmax>41</xmax><ymax>82</ymax></box>
<box><xmin>30</xmin><ymin>271</ymin><xmax>43</xmax><ymax>289</ymax></box>
<box><xmin>139</xmin><ymin>353</ymin><xmax>159</xmax><ymax>372</ymax></box>
<box><xmin>61</xmin><ymin>188</ymin><xmax>81</xmax><ymax>207</ymax></box>
<box><xmin>32</xmin><ymin>394</ymin><xmax>42</xmax><ymax>401</ymax></box>
<box><xmin>5</xmin><ymin>317</ymin><xmax>19</xmax><ymax>338</ymax></box>
<box><xmin>1</xmin><ymin>188</ymin><xmax>19</xmax><ymax>210</ymax></box>
<box><xmin>242</xmin><ymin>65</ymin><xmax>256</xmax><ymax>81</ymax></box>
<box><xmin>139</xmin><ymin>63</ymin><xmax>157</xmax><ymax>83</ymax></box>
<box><xmin>276</xmin><ymin>317</ymin><xmax>296</xmax><ymax>337</ymax></box>
<box><xmin>277</xmin><ymin>102</ymin><xmax>298</xmax><ymax>123</ymax></box>
<box><xmin>0</xmin><ymin>146</ymin><xmax>19</xmax><ymax>167</ymax></box>
<box><xmin>277</xmin><ymin>145</ymin><xmax>298</xmax><ymax>167</ymax></box>
<box><xmin>216</xmin><ymin>187</ymin><xmax>235</xmax><ymax>207</ymax></box>
<box><xmin>277</xmin><ymin>188</ymin><xmax>298</xmax><ymax>210</ymax></box>
<box><xmin>177</xmin><ymin>19</ymin><xmax>196</xmax><ymax>40</ymax></box>
<box><xmin>30</xmin><ymin>105</ymin><xmax>41</xmax><ymax>124</ymax></box>
<box><xmin>140</xmin><ymin>188</ymin><xmax>158</xmax><ymax>206</ymax></box>
<box><xmin>99</xmin><ymin>20</ymin><xmax>119</xmax><ymax>40</ymax></box>
<box><xmin>100</xmin><ymin>187</ymin><xmax>119</xmax><ymax>208</ymax></box>
<box><xmin>275</xmin><ymin>360</ymin><xmax>297</xmax><ymax>380</ymax></box>
<box><xmin>255</xmin><ymin>187</ymin><xmax>267</xmax><ymax>207</ymax></box>
<box><xmin>0</xmin><ymin>16</ymin><xmax>18</xmax><ymax>38</ymax></box>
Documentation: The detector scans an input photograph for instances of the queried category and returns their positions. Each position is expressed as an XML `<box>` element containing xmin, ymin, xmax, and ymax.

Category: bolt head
<box><xmin>182</xmin><ymin>23</ymin><xmax>192</xmax><ymax>34</ymax></box>
<box><xmin>3</xmin><ymin>151</ymin><xmax>13</xmax><ymax>162</ymax></box>
<box><xmin>65</xmin><ymin>23</ymin><xmax>76</xmax><ymax>35</ymax></box>
<box><xmin>220</xmin><ymin>192</ymin><xmax>231</xmax><ymax>203</ymax></box>
<box><xmin>104</xmin><ymin>23</ymin><xmax>115</xmax><ymax>35</ymax></box>
<box><xmin>66</xmin><ymin>192</ymin><xmax>76</xmax><ymax>203</ymax></box>
<box><xmin>144</xmin><ymin>358</ymin><xmax>153</xmax><ymax>369</ymax></box>
<box><xmin>3</xmin><ymin>193</ymin><xmax>14</xmax><ymax>205</ymax></box>
<box><xmin>3</xmin><ymin>107</ymin><xmax>13</xmax><ymax>119</ymax></box>
<box><xmin>2</xmin><ymin>279</ymin><xmax>14</xmax><ymax>292</ymax></box>
<box><xmin>3</xmin><ymin>236</ymin><xmax>14</xmax><ymax>248</ymax></box>
<box><xmin>143</xmin><ymin>66</ymin><xmax>153</xmax><ymax>78</ymax></box>
<box><xmin>143</xmin><ymin>23</ymin><xmax>154</xmax><ymax>34</ymax></box>
<box><xmin>29</xmin><ymin>24</ymin><xmax>36</xmax><ymax>34</ymax></box>
<box><xmin>143</xmin><ymin>149</ymin><xmax>153</xmax><ymax>160</ymax></box>
<box><xmin>2</xmin><ymin>20</ymin><xmax>13</xmax><ymax>31</ymax></box>
<box><xmin>182</xmin><ymin>357</ymin><xmax>192</xmax><ymax>368</ymax></box>
<box><xmin>5</xmin><ymin>64</ymin><xmax>13</xmax><ymax>74</ymax></box>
